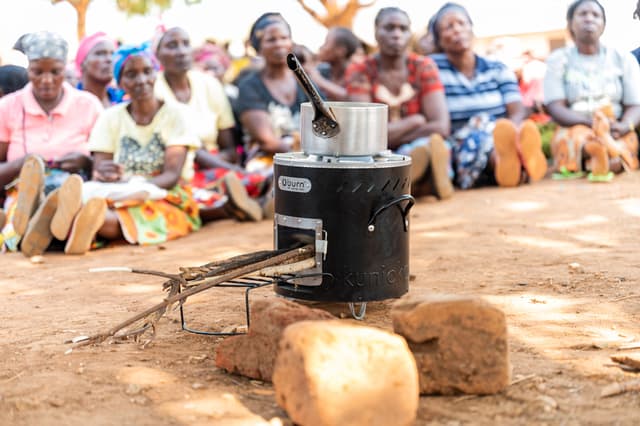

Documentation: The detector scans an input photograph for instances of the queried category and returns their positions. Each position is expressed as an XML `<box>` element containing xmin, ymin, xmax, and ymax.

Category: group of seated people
<box><xmin>0</xmin><ymin>0</ymin><xmax>637</xmax><ymax>257</ymax></box>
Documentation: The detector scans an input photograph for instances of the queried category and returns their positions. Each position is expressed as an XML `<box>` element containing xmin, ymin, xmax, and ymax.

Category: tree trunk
<box><xmin>75</xmin><ymin>0</ymin><xmax>91</xmax><ymax>40</ymax></box>
<box><xmin>52</xmin><ymin>0</ymin><xmax>91</xmax><ymax>40</ymax></box>
<box><xmin>296</xmin><ymin>0</ymin><xmax>376</xmax><ymax>30</ymax></box>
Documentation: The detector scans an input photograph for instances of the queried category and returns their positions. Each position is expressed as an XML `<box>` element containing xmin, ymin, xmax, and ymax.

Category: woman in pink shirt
<box><xmin>0</xmin><ymin>31</ymin><xmax>103</xmax><ymax>255</ymax></box>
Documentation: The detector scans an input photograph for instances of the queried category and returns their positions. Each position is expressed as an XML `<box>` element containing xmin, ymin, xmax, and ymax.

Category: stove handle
<box><xmin>367</xmin><ymin>194</ymin><xmax>415</xmax><ymax>232</ymax></box>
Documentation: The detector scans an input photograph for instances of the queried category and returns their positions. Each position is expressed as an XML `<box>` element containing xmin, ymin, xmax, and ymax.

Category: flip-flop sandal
<box><xmin>20</xmin><ymin>189</ymin><xmax>59</xmax><ymax>257</ymax></box>
<box><xmin>587</xmin><ymin>172</ymin><xmax>614</xmax><ymax>183</ymax></box>
<box><xmin>50</xmin><ymin>174</ymin><xmax>83</xmax><ymax>240</ymax></box>
<box><xmin>408</xmin><ymin>144</ymin><xmax>429</xmax><ymax>184</ymax></box>
<box><xmin>429</xmin><ymin>134</ymin><xmax>454</xmax><ymax>200</ymax></box>
<box><xmin>551</xmin><ymin>167</ymin><xmax>586</xmax><ymax>180</ymax></box>
<box><xmin>493</xmin><ymin>120</ymin><xmax>521</xmax><ymax>187</ymax></box>
<box><xmin>12</xmin><ymin>155</ymin><xmax>45</xmax><ymax>236</ymax></box>
<box><xmin>64</xmin><ymin>198</ymin><xmax>107</xmax><ymax>255</ymax></box>
<box><xmin>223</xmin><ymin>173</ymin><xmax>262</xmax><ymax>222</ymax></box>
<box><xmin>518</xmin><ymin>120</ymin><xmax>548</xmax><ymax>182</ymax></box>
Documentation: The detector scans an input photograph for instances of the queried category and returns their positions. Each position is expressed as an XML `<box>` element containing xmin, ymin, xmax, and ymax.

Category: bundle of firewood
<box><xmin>66</xmin><ymin>244</ymin><xmax>314</xmax><ymax>348</ymax></box>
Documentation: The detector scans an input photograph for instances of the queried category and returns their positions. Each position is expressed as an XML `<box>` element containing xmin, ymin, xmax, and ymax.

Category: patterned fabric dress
<box><xmin>88</xmin><ymin>102</ymin><xmax>201</xmax><ymax>245</ymax></box>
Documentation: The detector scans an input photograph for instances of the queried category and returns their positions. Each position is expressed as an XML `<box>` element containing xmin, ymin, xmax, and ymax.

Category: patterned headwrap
<box><xmin>194</xmin><ymin>44</ymin><xmax>231</xmax><ymax>70</ymax></box>
<box><xmin>22</xmin><ymin>31</ymin><xmax>68</xmax><ymax>62</ymax></box>
<box><xmin>428</xmin><ymin>2</ymin><xmax>473</xmax><ymax>49</ymax></box>
<box><xmin>75</xmin><ymin>32</ymin><xmax>116</xmax><ymax>76</ymax></box>
<box><xmin>112</xmin><ymin>41</ymin><xmax>159</xmax><ymax>83</ymax></box>
<box><xmin>249</xmin><ymin>12</ymin><xmax>291</xmax><ymax>52</ymax></box>
<box><xmin>151</xmin><ymin>25</ymin><xmax>168</xmax><ymax>55</ymax></box>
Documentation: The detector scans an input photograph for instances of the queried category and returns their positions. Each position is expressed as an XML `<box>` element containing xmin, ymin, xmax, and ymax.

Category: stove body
<box><xmin>273</xmin><ymin>102</ymin><xmax>414</xmax><ymax>303</ymax></box>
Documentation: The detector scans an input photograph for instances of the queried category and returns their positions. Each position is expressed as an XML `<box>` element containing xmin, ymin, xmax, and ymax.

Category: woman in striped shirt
<box><xmin>429</xmin><ymin>3</ymin><xmax>547</xmax><ymax>190</ymax></box>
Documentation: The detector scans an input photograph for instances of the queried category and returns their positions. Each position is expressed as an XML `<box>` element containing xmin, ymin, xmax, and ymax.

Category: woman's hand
<box><xmin>53</xmin><ymin>152</ymin><xmax>92</xmax><ymax>174</ymax></box>
<box><xmin>609</xmin><ymin>120</ymin><xmax>632</xmax><ymax>139</ymax></box>
<box><xmin>93</xmin><ymin>160</ymin><xmax>124</xmax><ymax>182</ymax></box>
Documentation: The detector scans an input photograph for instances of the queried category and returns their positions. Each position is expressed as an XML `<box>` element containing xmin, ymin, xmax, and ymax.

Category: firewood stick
<box><xmin>72</xmin><ymin>244</ymin><xmax>314</xmax><ymax>346</ymax></box>
<box><xmin>600</xmin><ymin>378</ymin><xmax>640</xmax><ymax>397</ymax></box>
<box><xmin>611</xmin><ymin>355</ymin><xmax>640</xmax><ymax>370</ymax></box>
<box><xmin>258</xmin><ymin>257</ymin><xmax>317</xmax><ymax>276</ymax></box>
<box><xmin>181</xmin><ymin>249</ymin><xmax>286</xmax><ymax>280</ymax></box>
<box><xmin>90</xmin><ymin>267</ymin><xmax>184</xmax><ymax>282</ymax></box>
<box><xmin>611</xmin><ymin>294</ymin><xmax>640</xmax><ymax>302</ymax></box>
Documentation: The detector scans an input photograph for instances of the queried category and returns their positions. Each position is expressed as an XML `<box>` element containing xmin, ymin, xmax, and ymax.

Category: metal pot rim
<box><xmin>302</xmin><ymin>101</ymin><xmax>387</xmax><ymax>110</ymax></box>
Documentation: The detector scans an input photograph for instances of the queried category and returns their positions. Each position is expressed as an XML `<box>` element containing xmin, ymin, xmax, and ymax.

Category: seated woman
<box><xmin>544</xmin><ymin>0</ymin><xmax>640</xmax><ymax>181</ymax></box>
<box><xmin>193</xmin><ymin>42</ymin><xmax>238</xmax><ymax>100</ymax></box>
<box><xmin>153</xmin><ymin>27</ymin><xmax>263</xmax><ymax>221</ymax></box>
<box><xmin>79</xmin><ymin>42</ymin><xmax>264</xmax><ymax>253</ymax></box>
<box><xmin>302</xmin><ymin>26</ymin><xmax>361</xmax><ymax>101</ymax></box>
<box><xmin>345</xmin><ymin>7</ymin><xmax>453</xmax><ymax>200</ymax></box>
<box><xmin>429</xmin><ymin>3</ymin><xmax>547</xmax><ymax>190</ymax></box>
<box><xmin>75</xmin><ymin>32</ymin><xmax>124</xmax><ymax>107</ymax></box>
<box><xmin>0</xmin><ymin>31</ymin><xmax>103</xmax><ymax>255</ymax></box>
<box><xmin>235</xmin><ymin>12</ymin><xmax>309</xmax><ymax>174</ymax></box>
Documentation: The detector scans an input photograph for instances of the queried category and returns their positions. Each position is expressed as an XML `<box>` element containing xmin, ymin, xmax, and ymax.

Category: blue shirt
<box><xmin>430</xmin><ymin>53</ymin><xmax>521</xmax><ymax>132</ymax></box>
<box><xmin>76</xmin><ymin>82</ymin><xmax>125</xmax><ymax>105</ymax></box>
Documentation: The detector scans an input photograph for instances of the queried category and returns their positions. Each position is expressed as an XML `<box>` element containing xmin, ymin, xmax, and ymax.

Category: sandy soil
<box><xmin>2</xmin><ymin>172</ymin><xmax>640</xmax><ymax>425</ymax></box>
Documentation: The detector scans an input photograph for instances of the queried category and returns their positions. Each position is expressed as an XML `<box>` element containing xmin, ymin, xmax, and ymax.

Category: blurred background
<box><xmin>2</xmin><ymin>0</ymin><xmax>638</xmax><ymax>68</ymax></box>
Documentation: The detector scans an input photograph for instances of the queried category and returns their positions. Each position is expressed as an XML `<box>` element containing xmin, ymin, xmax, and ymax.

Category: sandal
<box><xmin>493</xmin><ymin>119</ymin><xmax>521</xmax><ymax>187</ymax></box>
<box><xmin>518</xmin><ymin>120</ymin><xmax>548</xmax><ymax>182</ymax></box>
<box><xmin>551</xmin><ymin>167</ymin><xmax>586</xmax><ymax>180</ymax></box>
<box><xmin>429</xmin><ymin>134</ymin><xmax>454</xmax><ymax>199</ymax></box>
<box><xmin>21</xmin><ymin>189</ymin><xmax>59</xmax><ymax>257</ymax></box>
<box><xmin>587</xmin><ymin>172</ymin><xmax>614</xmax><ymax>183</ymax></box>
<box><xmin>64</xmin><ymin>198</ymin><xmax>107</xmax><ymax>255</ymax></box>
<box><xmin>50</xmin><ymin>174</ymin><xmax>83</xmax><ymax>240</ymax></box>
<box><xmin>223</xmin><ymin>173</ymin><xmax>263</xmax><ymax>222</ymax></box>
<box><xmin>12</xmin><ymin>155</ymin><xmax>45</xmax><ymax>236</ymax></box>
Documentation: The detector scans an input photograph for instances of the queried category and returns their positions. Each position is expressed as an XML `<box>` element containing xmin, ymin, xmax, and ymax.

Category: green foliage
<box><xmin>116</xmin><ymin>0</ymin><xmax>172</xmax><ymax>15</ymax></box>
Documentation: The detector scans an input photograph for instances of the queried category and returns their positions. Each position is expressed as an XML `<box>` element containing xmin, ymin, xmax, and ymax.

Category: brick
<box><xmin>392</xmin><ymin>294</ymin><xmax>510</xmax><ymax>395</ymax></box>
<box><xmin>273</xmin><ymin>320</ymin><xmax>419</xmax><ymax>426</ymax></box>
<box><xmin>215</xmin><ymin>297</ymin><xmax>334</xmax><ymax>381</ymax></box>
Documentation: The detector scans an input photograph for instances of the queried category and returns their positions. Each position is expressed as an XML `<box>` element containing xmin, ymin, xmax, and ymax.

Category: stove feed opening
<box><xmin>274</xmin><ymin>215</ymin><xmax>325</xmax><ymax>287</ymax></box>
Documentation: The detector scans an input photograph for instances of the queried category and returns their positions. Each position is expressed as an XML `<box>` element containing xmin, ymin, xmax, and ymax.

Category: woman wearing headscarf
<box><xmin>85</xmin><ymin>42</ymin><xmax>262</xmax><ymax>251</ymax></box>
<box><xmin>82</xmin><ymin>42</ymin><xmax>201</xmax><ymax>249</ymax></box>
<box><xmin>429</xmin><ymin>3</ymin><xmax>547</xmax><ymax>190</ymax></box>
<box><xmin>75</xmin><ymin>32</ymin><xmax>124</xmax><ymax>107</ymax></box>
<box><xmin>235</xmin><ymin>12</ymin><xmax>308</xmax><ymax>173</ymax></box>
<box><xmin>153</xmin><ymin>27</ymin><xmax>265</xmax><ymax>222</ymax></box>
<box><xmin>0</xmin><ymin>31</ymin><xmax>103</xmax><ymax>255</ymax></box>
<box><xmin>544</xmin><ymin>0</ymin><xmax>640</xmax><ymax>181</ymax></box>
<box><xmin>344</xmin><ymin>7</ymin><xmax>453</xmax><ymax>200</ymax></box>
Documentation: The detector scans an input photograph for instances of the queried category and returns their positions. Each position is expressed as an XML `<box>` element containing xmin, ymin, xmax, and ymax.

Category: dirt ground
<box><xmin>2</xmin><ymin>172</ymin><xmax>640</xmax><ymax>426</ymax></box>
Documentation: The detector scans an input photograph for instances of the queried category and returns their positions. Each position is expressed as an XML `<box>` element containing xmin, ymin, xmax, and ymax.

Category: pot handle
<box><xmin>367</xmin><ymin>194</ymin><xmax>415</xmax><ymax>232</ymax></box>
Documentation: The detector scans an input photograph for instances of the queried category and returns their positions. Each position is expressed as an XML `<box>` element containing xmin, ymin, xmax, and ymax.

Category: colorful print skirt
<box><xmin>450</xmin><ymin>113</ymin><xmax>496</xmax><ymax>189</ymax></box>
<box><xmin>115</xmin><ymin>184</ymin><xmax>201</xmax><ymax>245</ymax></box>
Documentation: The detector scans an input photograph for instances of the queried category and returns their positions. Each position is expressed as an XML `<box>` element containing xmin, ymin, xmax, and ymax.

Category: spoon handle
<box><xmin>286</xmin><ymin>53</ymin><xmax>337</xmax><ymax>123</ymax></box>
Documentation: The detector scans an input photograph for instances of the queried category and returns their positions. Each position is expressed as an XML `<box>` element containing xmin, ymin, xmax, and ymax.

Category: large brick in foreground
<box><xmin>215</xmin><ymin>297</ymin><xmax>335</xmax><ymax>381</ymax></box>
<box><xmin>392</xmin><ymin>294</ymin><xmax>510</xmax><ymax>395</ymax></box>
<box><xmin>273</xmin><ymin>320</ymin><xmax>419</xmax><ymax>426</ymax></box>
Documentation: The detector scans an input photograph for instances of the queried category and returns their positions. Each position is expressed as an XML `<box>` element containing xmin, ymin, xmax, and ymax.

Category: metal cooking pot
<box><xmin>300</xmin><ymin>102</ymin><xmax>388</xmax><ymax>156</ymax></box>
